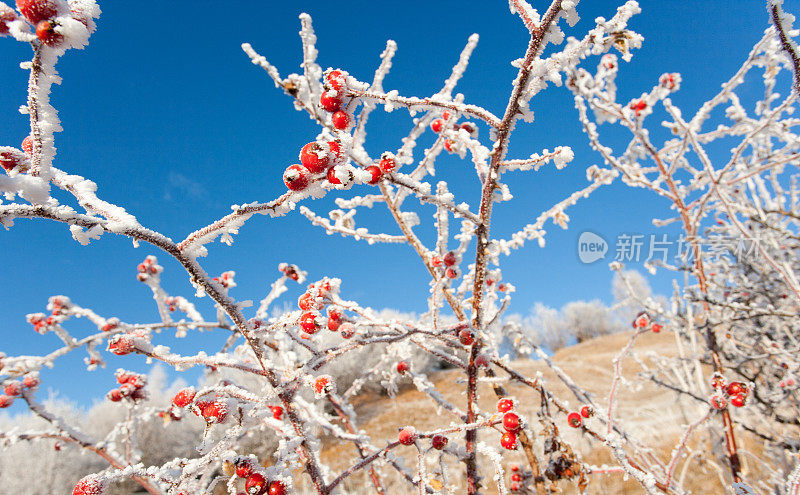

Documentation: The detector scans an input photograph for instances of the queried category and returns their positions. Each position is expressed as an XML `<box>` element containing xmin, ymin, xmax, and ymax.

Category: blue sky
<box><xmin>0</xmin><ymin>0</ymin><xmax>776</xmax><ymax>405</ymax></box>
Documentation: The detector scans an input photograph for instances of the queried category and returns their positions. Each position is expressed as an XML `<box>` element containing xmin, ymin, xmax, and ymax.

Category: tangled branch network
<box><xmin>0</xmin><ymin>0</ymin><xmax>799</xmax><ymax>494</ymax></box>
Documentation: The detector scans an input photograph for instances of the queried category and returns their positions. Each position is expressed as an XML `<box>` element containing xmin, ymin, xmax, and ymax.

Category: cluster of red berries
<box><xmin>779</xmin><ymin>376</ymin><xmax>796</xmax><ymax>389</ymax></box>
<box><xmin>0</xmin><ymin>373</ymin><xmax>39</xmax><ymax>408</ymax></box>
<box><xmin>660</xmin><ymin>73</ymin><xmax>678</xmax><ymax>91</ymax></box>
<box><xmin>135</xmin><ymin>255</ymin><xmax>162</xmax><ymax>282</ymax></box>
<box><xmin>507</xmin><ymin>463</ymin><xmax>532</xmax><ymax>492</ymax></box>
<box><xmin>26</xmin><ymin>295</ymin><xmax>71</xmax><ymax>333</ymax></box>
<box><xmin>106</xmin><ymin>369</ymin><xmax>147</xmax><ymax>403</ymax></box>
<box><xmin>278</xmin><ymin>263</ymin><xmax>301</xmax><ymax>281</ymax></box>
<box><xmin>566</xmin><ymin>405</ymin><xmax>593</xmax><ymax>428</ymax></box>
<box><xmin>632</xmin><ymin>311</ymin><xmax>662</xmax><ymax>333</ymax></box>
<box><xmin>283</xmin><ymin>139</ymin><xmax>345</xmax><ymax>191</ymax></box>
<box><xmin>171</xmin><ymin>386</ymin><xmax>233</xmax><ymax>425</ymax></box>
<box><xmin>497</xmin><ymin>397</ymin><xmax>524</xmax><ymax>450</ymax></box>
<box><xmin>229</xmin><ymin>457</ymin><xmax>287</xmax><ymax>495</ymax></box>
<box><xmin>629</xmin><ymin>99</ymin><xmax>647</xmax><ymax>117</ymax></box>
<box><xmin>429</xmin><ymin>110</ymin><xmax>478</xmax><ymax>154</ymax></box>
<box><xmin>297</xmin><ymin>279</ymin><xmax>347</xmax><ymax>336</ymax></box>
<box><xmin>431</xmin><ymin>249</ymin><xmax>462</xmax><ymax>280</ymax></box>
<box><xmin>9</xmin><ymin>0</ymin><xmax>94</xmax><ymax>47</ymax></box>
<box><xmin>320</xmin><ymin>69</ymin><xmax>352</xmax><ymax>130</ymax></box>
<box><xmin>709</xmin><ymin>374</ymin><xmax>750</xmax><ymax>410</ymax></box>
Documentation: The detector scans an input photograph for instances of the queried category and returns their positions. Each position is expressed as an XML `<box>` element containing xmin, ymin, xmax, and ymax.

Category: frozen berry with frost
<box><xmin>245</xmin><ymin>472</ymin><xmax>267</xmax><ymax>495</ymax></box>
<box><xmin>730</xmin><ymin>394</ymin><xmax>746</xmax><ymax>408</ymax></box>
<box><xmin>22</xmin><ymin>375</ymin><xmax>40</xmax><ymax>388</ymax></box>
<box><xmin>300</xmin><ymin>142</ymin><xmax>330</xmax><ymax>173</ymax></box>
<box><xmin>172</xmin><ymin>387</ymin><xmax>196</xmax><ymax>408</ymax></box>
<box><xmin>271</xmin><ymin>405</ymin><xmax>283</xmax><ymax>420</ymax></box>
<box><xmin>327</xmin><ymin>140</ymin><xmax>343</xmax><ymax>160</ymax></box>
<box><xmin>327</xmin><ymin>309</ymin><xmax>342</xmax><ymax>331</ymax></box>
<box><xmin>709</xmin><ymin>394</ymin><xmax>727</xmax><ymax>410</ymax></box>
<box><xmin>503</xmin><ymin>412</ymin><xmax>521</xmax><ymax>432</ymax></box>
<box><xmin>365</xmin><ymin>165</ymin><xmax>382</xmax><ymax>184</ymax></box>
<box><xmin>458</xmin><ymin>328</ymin><xmax>474</xmax><ymax>346</ymax></box>
<box><xmin>326</xmin><ymin>69</ymin><xmax>345</xmax><ymax>90</ymax></box>
<box><xmin>320</xmin><ymin>90</ymin><xmax>342</xmax><ymax>112</ymax></box>
<box><xmin>0</xmin><ymin>395</ymin><xmax>13</xmax><ymax>408</ymax></box>
<box><xmin>0</xmin><ymin>3</ymin><xmax>16</xmax><ymax>36</ymax></box>
<box><xmin>299</xmin><ymin>311</ymin><xmax>322</xmax><ymax>334</ymax></box>
<box><xmin>651</xmin><ymin>323</ymin><xmax>662</xmax><ymax>333</ymax></box>
<box><xmin>332</xmin><ymin>110</ymin><xmax>350</xmax><ymax>130</ymax></box>
<box><xmin>445</xmin><ymin>267</ymin><xmax>460</xmax><ymax>279</ymax></box>
<box><xmin>725</xmin><ymin>382</ymin><xmax>746</xmax><ymax>396</ymax></box>
<box><xmin>511</xmin><ymin>473</ymin><xmax>521</xmax><ymax>482</ymax></box>
<box><xmin>283</xmin><ymin>164</ymin><xmax>309</xmax><ymax>191</ymax></box>
<box><xmin>500</xmin><ymin>431</ymin><xmax>517</xmax><ymax>450</ymax></box>
<box><xmin>201</xmin><ymin>400</ymin><xmax>228</xmax><ymax>424</ymax></box>
<box><xmin>339</xmin><ymin>323</ymin><xmax>355</xmax><ymax>339</ymax></box>
<box><xmin>567</xmin><ymin>412</ymin><xmax>582</xmax><ymax>428</ymax></box>
<box><xmin>72</xmin><ymin>475</ymin><xmax>106</xmax><ymax>495</ymax></box>
<box><xmin>510</xmin><ymin>464</ymin><xmax>519</xmax><ymax>472</ymax></box>
<box><xmin>0</xmin><ymin>148</ymin><xmax>28</xmax><ymax>173</ymax></box>
<box><xmin>497</xmin><ymin>397</ymin><xmax>514</xmax><ymax>413</ymax></box>
<box><xmin>432</xmin><ymin>434</ymin><xmax>448</xmax><ymax>450</ymax></box>
<box><xmin>475</xmin><ymin>354</ymin><xmax>489</xmax><ymax>367</ymax></box>
<box><xmin>443</xmin><ymin>251</ymin><xmax>458</xmax><ymax>267</ymax></box>
<box><xmin>108</xmin><ymin>334</ymin><xmax>136</xmax><ymax>355</ymax></box>
<box><xmin>235</xmin><ymin>458</ymin><xmax>255</xmax><ymax>478</ymax></box>
<box><xmin>431</xmin><ymin>119</ymin><xmax>444</xmax><ymax>133</ymax></box>
<box><xmin>510</xmin><ymin>482</ymin><xmax>520</xmax><ymax>491</ymax></box>
<box><xmin>268</xmin><ymin>481</ymin><xmax>286</xmax><ymax>495</ymax></box>
<box><xmin>313</xmin><ymin>375</ymin><xmax>331</xmax><ymax>395</ymax></box>
<box><xmin>298</xmin><ymin>293</ymin><xmax>322</xmax><ymax>311</ymax></box>
<box><xmin>398</xmin><ymin>426</ymin><xmax>417</xmax><ymax>445</ymax></box>
<box><xmin>396</xmin><ymin>361</ymin><xmax>409</xmax><ymax>374</ymax></box>
<box><xmin>16</xmin><ymin>0</ymin><xmax>60</xmax><ymax>25</ymax></box>
<box><xmin>633</xmin><ymin>311</ymin><xmax>650</xmax><ymax>328</ymax></box>
<box><xmin>378</xmin><ymin>154</ymin><xmax>396</xmax><ymax>173</ymax></box>
<box><xmin>107</xmin><ymin>389</ymin><xmax>122</xmax><ymax>402</ymax></box>
<box><xmin>580</xmin><ymin>405</ymin><xmax>594</xmax><ymax>418</ymax></box>
<box><xmin>460</xmin><ymin>122</ymin><xmax>477</xmax><ymax>136</ymax></box>
<box><xmin>4</xmin><ymin>381</ymin><xmax>21</xmax><ymax>397</ymax></box>
<box><xmin>36</xmin><ymin>19</ymin><xmax>63</xmax><ymax>46</ymax></box>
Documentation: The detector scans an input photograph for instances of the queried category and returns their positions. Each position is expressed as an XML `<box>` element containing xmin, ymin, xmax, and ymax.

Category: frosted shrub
<box><xmin>0</xmin><ymin>1</ymin><xmax>799</xmax><ymax>494</ymax></box>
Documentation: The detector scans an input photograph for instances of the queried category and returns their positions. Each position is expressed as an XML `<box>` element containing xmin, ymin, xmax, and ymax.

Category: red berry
<box><xmin>299</xmin><ymin>311</ymin><xmax>322</xmax><ymax>334</ymax></box>
<box><xmin>580</xmin><ymin>405</ymin><xmax>594</xmax><ymax>418</ymax></box>
<box><xmin>497</xmin><ymin>398</ymin><xmax>514</xmax><ymax>413</ymax></box>
<box><xmin>327</xmin><ymin>140</ymin><xmax>343</xmax><ymax>160</ymax></box>
<box><xmin>339</xmin><ymin>323</ymin><xmax>355</xmax><ymax>339</ymax></box>
<box><xmin>725</xmin><ymin>382</ymin><xmax>746</xmax><ymax>396</ymax></box>
<box><xmin>201</xmin><ymin>400</ymin><xmax>228</xmax><ymax>424</ymax></box>
<box><xmin>326</xmin><ymin>166</ymin><xmax>342</xmax><ymax>185</ymax></box>
<box><xmin>431</xmin><ymin>119</ymin><xmax>444</xmax><ymax>133</ymax></box>
<box><xmin>245</xmin><ymin>472</ymin><xmax>267</xmax><ymax>495</ymax></box>
<box><xmin>511</xmin><ymin>473</ymin><xmax>521</xmax><ymax>482</ymax></box>
<box><xmin>107</xmin><ymin>389</ymin><xmax>122</xmax><ymax>402</ymax></box>
<box><xmin>396</xmin><ymin>361</ymin><xmax>410</xmax><ymax>374</ymax></box>
<box><xmin>378</xmin><ymin>155</ymin><xmax>396</xmax><ymax>172</ymax></box>
<box><xmin>268</xmin><ymin>481</ymin><xmax>287</xmax><ymax>495</ymax></box>
<box><xmin>366</xmin><ymin>165</ymin><xmax>382</xmax><ymax>184</ymax></box>
<box><xmin>398</xmin><ymin>426</ymin><xmax>417</xmax><ymax>445</ymax></box>
<box><xmin>431</xmin><ymin>434</ymin><xmax>448</xmax><ymax>450</ymax></box>
<box><xmin>271</xmin><ymin>405</ymin><xmax>283</xmax><ymax>420</ymax></box>
<box><xmin>510</xmin><ymin>482</ymin><xmax>520</xmax><ymax>491</ymax></box>
<box><xmin>16</xmin><ymin>0</ymin><xmax>59</xmax><ymax>25</ymax></box>
<box><xmin>0</xmin><ymin>4</ymin><xmax>16</xmax><ymax>35</ymax></box>
<box><xmin>709</xmin><ymin>395</ymin><xmax>727</xmax><ymax>410</ymax></box>
<box><xmin>475</xmin><ymin>354</ymin><xmax>489</xmax><ymax>367</ymax></box>
<box><xmin>443</xmin><ymin>251</ymin><xmax>457</xmax><ymax>267</ymax></box>
<box><xmin>0</xmin><ymin>148</ymin><xmax>26</xmax><ymax>173</ymax></box>
<box><xmin>503</xmin><ymin>412</ymin><xmax>521</xmax><ymax>432</ymax></box>
<box><xmin>4</xmin><ymin>381</ymin><xmax>21</xmax><ymax>397</ymax></box>
<box><xmin>313</xmin><ymin>376</ymin><xmax>330</xmax><ymax>395</ymax></box>
<box><xmin>298</xmin><ymin>293</ymin><xmax>322</xmax><ymax>311</ymax></box>
<box><xmin>327</xmin><ymin>309</ymin><xmax>342</xmax><ymax>331</ymax></box>
<box><xmin>21</xmin><ymin>136</ymin><xmax>33</xmax><ymax>154</ymax></box>
<box><xmin>72</xmin><ymin>475</ymin><xmax>106</xmax><ymax>495</ymax></box>
<box><xmin>444</xmin><ymin>139</ymin><xmax>454</xmax><ymax>152</ymax></box>
<box><xmin>283</xmin><ymin>164</ymin><xmax>309</xmax><ymax>191</ymax></box>
<box><xmin>651</xmin><ymin>323</ymin><xmax>662</xmax><ymax>333</ymax></box>
<box><xmin>567</xmin><ymin>412</ymin><xmax>582</xmax><ymax>428</ymax></box>
<box><xmin>235</xmin><ymin>459</ymin><xmax>254</xmax><ymax>478</ymax></box>
<box><xmin>36</xmin><ymin>19</ymin><xmax>63</xmax><ymax>46</ymax></box>
<box><xmin>460</xmin><ymin>122</ymin><xmax>477</xmax><ymax>136</ymax></box>
<box><xmin>511</xmin><ymin>464</ymin><xmax>519</xmax><ymax>472</ymax></box>
<box><xmin>326</xmin><ymin>69</ymin><xmax>345</xmax><ymax>90</ymax></box>
<box><xmin>0</xmin><ymin>395</ymin><xmax>13</xmax><ymax>408</ymax></box>
<box><xmin>320</xmin><ymin>91</ymin><xmax>342</xmax><ymax>112</ymax></box>
<box><xmin>458</xmin><ymin>328</ymin><xmax>474</xmax><ymax>346</ymax></box>
<box><xmin>108</xmin><ymin>335</ymin><xmax>135</xmax><ymax>355</ymax></box>
<box><xmin>172</xmin><ymin>387</ymin><xmax>196</xmax><ymax>408</ymax></box>
<box><xmin>22</xmin><ymin>375</ymin><xmax>40</xmax><ymax>388</ymax></box>
<box><xmin>500</xmin><ymin>431</ymin><xmax>517</xmax><ymax>450</ymax></box>
<box><xmin>730</xmin><ymin>394</ymin><xmax>746</xmax><ymax>408</ymax></box>
<box><xmin>445</xmin><ymin>267</ymin><xmax>460</xmax><ymax>279</ymax></box>
<box><xmin>300</xmin><ymin>142</ymin><xmax>330</xmax><ymax>173</ymax></box>
<box><xmin>332</xmin><ymin>110</ymin><xmax>350</xmax><ymax>130</ymax></box>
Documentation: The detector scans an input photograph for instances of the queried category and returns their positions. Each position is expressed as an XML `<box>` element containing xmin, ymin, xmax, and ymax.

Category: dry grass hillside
<box><xmin>296</xmin><ymin>330</ymin><xmax>769</xmax><ymax>494</ymax></box>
